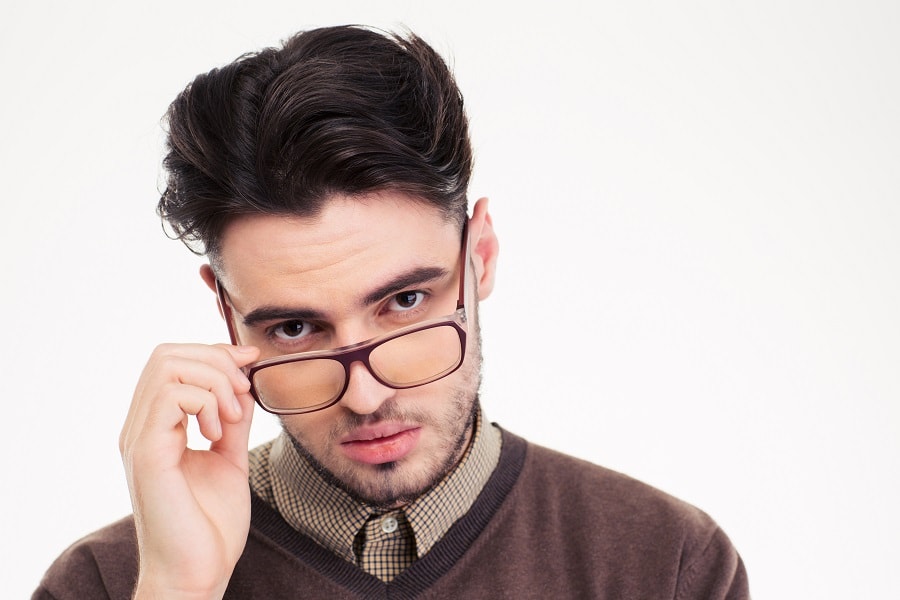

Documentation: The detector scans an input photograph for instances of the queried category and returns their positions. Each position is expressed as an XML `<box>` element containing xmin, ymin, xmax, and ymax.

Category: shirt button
<box><xmin>381</xmin><ymin>515</ymin><xmax>399</xmax><ymax>533</ymax></box>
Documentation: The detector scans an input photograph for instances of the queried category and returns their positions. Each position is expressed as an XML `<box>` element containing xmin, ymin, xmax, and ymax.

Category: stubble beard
<box><xmin>283</xmin><ymin>326</ymin><xmax>483</xmax><ymax>510</ymax></box>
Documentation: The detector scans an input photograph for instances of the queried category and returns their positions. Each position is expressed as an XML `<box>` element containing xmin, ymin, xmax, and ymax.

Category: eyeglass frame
<box><xmin>215</xmin><ymin>222</ymin><xmax>471</xmax><ymax>415</ymax></box>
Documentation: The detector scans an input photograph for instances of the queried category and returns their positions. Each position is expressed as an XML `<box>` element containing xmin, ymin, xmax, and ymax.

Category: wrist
<box><xmin>133</xmin><ymin>573</ymin><xmax>228</xmax><ymax>600</ymax></box>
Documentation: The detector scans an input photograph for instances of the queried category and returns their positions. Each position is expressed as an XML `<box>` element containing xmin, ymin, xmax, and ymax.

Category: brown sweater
<box><xmin>34</xmin><ymin>431</ymin><xmax>749</xmax><ymax>599</ymax></box>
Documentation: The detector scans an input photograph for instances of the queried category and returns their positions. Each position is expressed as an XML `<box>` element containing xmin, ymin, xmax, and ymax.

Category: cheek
<box><xmin>279</xmin><ymin>413</ymin><xmax>331</xmax><ymax>446</ymax></box>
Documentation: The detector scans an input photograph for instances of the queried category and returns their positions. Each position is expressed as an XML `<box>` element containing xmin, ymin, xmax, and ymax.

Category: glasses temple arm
<box><xmin>215</xmin><ymin>278</ymin><xmax>242</xmax><ymax>346</ymax></box>
<box><xmin>457</xmin><ymin>221</ymin><xmax>470</xmax><ymax>311</ymax></box>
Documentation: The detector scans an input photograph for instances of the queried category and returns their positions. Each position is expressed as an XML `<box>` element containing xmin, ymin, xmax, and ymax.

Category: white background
<box><xmin>2</xmin><ymin>1</ymin><xmax>898</xmax><ymax>597</ymax></box>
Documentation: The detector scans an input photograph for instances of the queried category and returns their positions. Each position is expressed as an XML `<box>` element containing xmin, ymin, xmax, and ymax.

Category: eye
<box><xmin>271</xmin><ymin>320</ymin><xmax>310</xmax><ymax>341</ymax></box>
<box><xmin>387</xmin><ymin>291</ymin><xmax>425</xmax><ymax>312</ymax></box>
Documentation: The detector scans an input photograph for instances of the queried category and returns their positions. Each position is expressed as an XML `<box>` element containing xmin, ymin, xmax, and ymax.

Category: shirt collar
<box><xmin>257</xmin><ymin>405</ymin><xmax>502</xmax><ymax>564</ymax></box>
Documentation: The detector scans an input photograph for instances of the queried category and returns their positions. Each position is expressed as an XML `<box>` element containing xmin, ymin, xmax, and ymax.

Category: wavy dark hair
<box><xmin>157</xmin><ymin>25</ymin><xmax>473</xmax><ymax>261</ymax></box>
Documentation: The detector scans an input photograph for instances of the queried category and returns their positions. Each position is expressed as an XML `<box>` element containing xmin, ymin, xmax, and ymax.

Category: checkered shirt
<box><xmin>248</xmin><ymin>408</ymin><xmax>502</xmax><ymax>582</ymax></box>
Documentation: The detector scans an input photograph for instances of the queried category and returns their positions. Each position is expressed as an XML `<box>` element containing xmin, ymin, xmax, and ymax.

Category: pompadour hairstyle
<box><xmin>157</xmin><ymin>25</ymin><xmax>473</xmax><ymax>259</ymax></box>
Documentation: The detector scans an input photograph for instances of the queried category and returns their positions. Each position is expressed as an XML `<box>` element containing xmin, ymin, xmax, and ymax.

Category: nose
<box><xmin>338</xmin><ymin>360</ymin><xmax>395</xmax><ymax>415</ymax></box>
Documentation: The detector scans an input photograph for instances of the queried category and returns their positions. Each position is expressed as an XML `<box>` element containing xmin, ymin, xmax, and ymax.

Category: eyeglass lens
<box><xmin>251</xmin><ymin>324</ymin><xmax>463</xmax><ymax>412</ymax></box>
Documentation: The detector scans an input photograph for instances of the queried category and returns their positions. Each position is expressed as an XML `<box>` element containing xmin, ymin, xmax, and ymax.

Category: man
<box><xmin>35</xmin><ymin>25</ymin><xmax>749</xmax><ymax>599</ymax></box>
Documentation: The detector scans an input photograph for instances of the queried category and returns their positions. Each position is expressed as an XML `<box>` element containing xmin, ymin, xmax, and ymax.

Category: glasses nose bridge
<box><xmin>335</xmin><ymin>341</ymin><xmax>383</xmax><ymax>384</ymax></box>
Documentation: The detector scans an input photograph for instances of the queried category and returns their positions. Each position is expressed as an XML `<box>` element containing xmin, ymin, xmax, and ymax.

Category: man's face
<box><xmin>213</xmin><ymin>193</ymin><xmax>495</xmax><ymax>508</ymax></box>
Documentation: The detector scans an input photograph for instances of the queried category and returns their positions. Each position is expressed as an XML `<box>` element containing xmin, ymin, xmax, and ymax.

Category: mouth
<box><xmin>340</xmin><ymin>424</ymin><xmax>422</xmax><ymax>465</ymax></box>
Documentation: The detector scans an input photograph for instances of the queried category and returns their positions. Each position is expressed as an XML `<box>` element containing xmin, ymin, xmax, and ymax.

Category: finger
<box><xmin>211</xmin><ymin>344</ymin><xmax>260</xmax><ymax>423</ymax></box>
<box><xmin>172</xmin><ymin>359</ymin><xmax>247</xmax><ymax>425</ymax></box>
<box><xmin>131</xmin><ymin>383</ymin><xmax>222</xmax><ymax>462</ymax></box>
<box><xmin>121</xmin><ymin>343</ymin><xmax>260</xmax><ymax>456</ymax></box>
<box><xmin>174</xmin><ymin>384</ymin><xmax>224</xmax><ymax>442</ymax></box>
<box><xmin>210</xmin><ymin>390</ymin><xmax>256</xmax><ymax>471</ymax></box>
<box><xmin>123</xmin><ymin>363</ymin><xmax>233</xmax><ymax>462</ymax></box>
<box><xmin>170</xmin><ymin>344</ymin><xmax>260</xmax><ymax>423</ymax></box>
<box><xmin>154</xmin><ymin>343</ymin><xmax>259</xmax><ymax>395</ymax></box>
<box><xmin>158</xmin><ymin>358</ymin><xmax>256</xmax><ymax>442</ymax></box>
<box><xmin>121</xmin><ymin>344</ymin><xmax>209</xmax><ymax>449</ymax></box>
<box><xmin>138</xmin><ymin>345</ymin><xmax>254</xmax><ymax>425</ymax></box>
<box><xmin>215</xmin><ymin>343</ymin><xmax>261</xmax><ymax>369</ymax></box>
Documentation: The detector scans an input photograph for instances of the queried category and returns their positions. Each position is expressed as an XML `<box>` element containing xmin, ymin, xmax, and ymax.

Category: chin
<box><xmin>346</xmin><ymin>457</ymin><xmax>450</xmax><ymax>508</ymax></box>
<box><xmin>284</xmin><ymin>379</ymin><xmax>481</xmax><ymax>507</ymax></box>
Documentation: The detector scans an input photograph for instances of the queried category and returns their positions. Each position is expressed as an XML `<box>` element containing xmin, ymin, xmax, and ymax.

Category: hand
<box><xmin>119</xmin><ymin>343</ymin><xmax>261</xmax><ymax>600</ymax></box>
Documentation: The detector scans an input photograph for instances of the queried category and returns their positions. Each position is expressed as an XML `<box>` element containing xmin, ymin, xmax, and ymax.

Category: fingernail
<box><xmin>235</xmin><ymin>345</ymin><xmax>256</xmax><ymax>353</ymax></box>
<box><xmin>232</xmin><ymin>395</ymin><xmax>242</xmax><ymax>415</ymax></box>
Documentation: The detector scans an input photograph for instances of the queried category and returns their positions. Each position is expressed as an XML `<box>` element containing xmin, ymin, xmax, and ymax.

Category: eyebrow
<box><xmin>362</xmin><ymin>266</ymin><xmax>449</xmax><ymax>306</ymax></box>
<box><xmin>241</xmin><ymin>306</ymin><xmax>325</xmax><ymax>328</ymax></box>
<box><xmin>239</xmin><ymin>266</ymin><xmax>450</xmax><ymax>328</ymax></box>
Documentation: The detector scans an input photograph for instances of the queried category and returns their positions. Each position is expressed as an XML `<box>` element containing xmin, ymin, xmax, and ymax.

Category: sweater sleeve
<box><xmin>31</xmin><ymin>588</ymin><xmax>60</xmax><ymax>600</ymax></box>
<box><xmin>32</xmin><ymin>517</ymin><xmax>139</xmax><ymax>600</ymax></box>
<box><xmin>675</xmin><ymin>523</ymin><xmax>750</xmax><ymax>600</ymax></box>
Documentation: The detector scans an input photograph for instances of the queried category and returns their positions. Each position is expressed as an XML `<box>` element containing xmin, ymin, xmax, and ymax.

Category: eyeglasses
<box><xmin>216</xmin><ymin>225</ymin><xmax>470</xmax><ymax>415</ymax></box>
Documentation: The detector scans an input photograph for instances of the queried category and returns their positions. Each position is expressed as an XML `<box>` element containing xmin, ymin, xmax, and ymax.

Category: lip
<box><xmin>340</xmin><ymin>424</ymin><xmax>422</xmax><ymax>465</ymax></box>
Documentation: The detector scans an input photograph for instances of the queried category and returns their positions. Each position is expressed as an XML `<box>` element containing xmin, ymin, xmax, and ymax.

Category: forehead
<box><xmin>216</xmin><ymin>194</ymin><xmax>460</xmax><ymax>301</ymax></box>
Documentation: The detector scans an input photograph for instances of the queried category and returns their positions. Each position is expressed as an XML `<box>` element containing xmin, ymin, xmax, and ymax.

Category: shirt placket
<box><xmin>355</xmin><ymin>510</ymin><xmax>417</xmax><ymax>582</ymax></box>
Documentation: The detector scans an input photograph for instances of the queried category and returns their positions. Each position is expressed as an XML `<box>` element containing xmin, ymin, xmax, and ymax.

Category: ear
<box><xmin>468</xmin><ymin>197</ymin><xmax>499</xmax><ymax>300</ymax></box>
<box><xmin>199</xmin><ymin>264</ymin><xmax>225</xmax><ymax>319</ymax></box>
